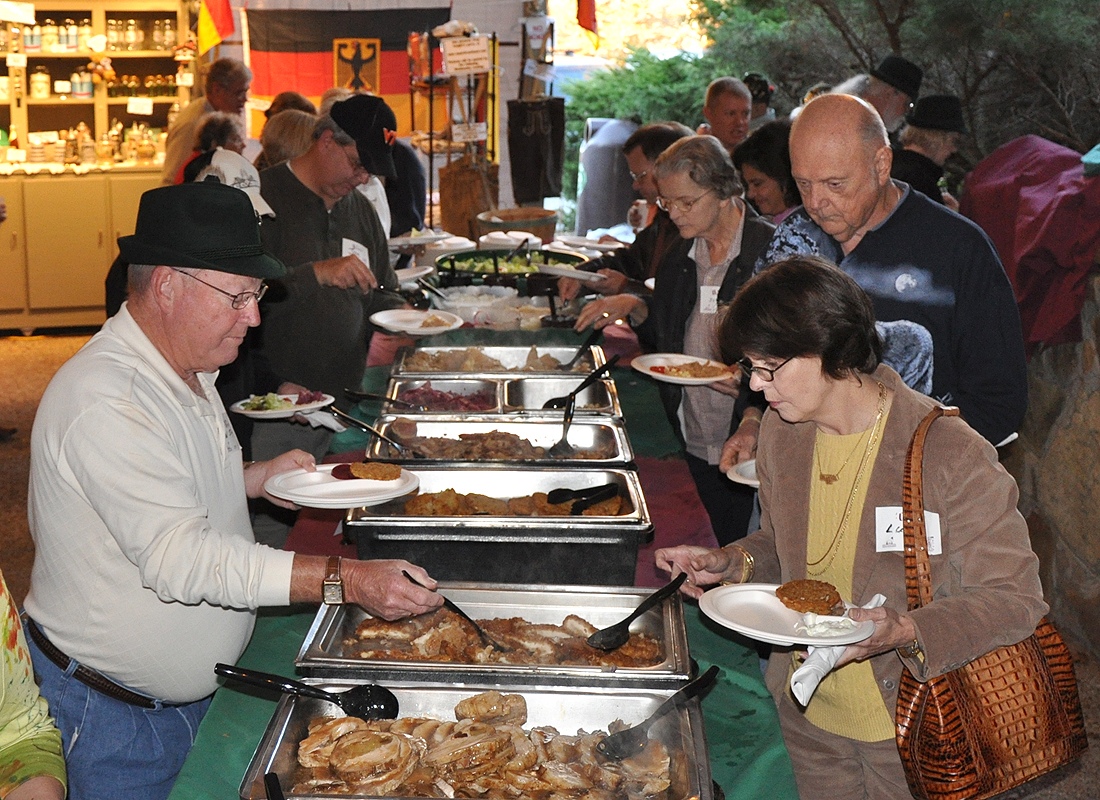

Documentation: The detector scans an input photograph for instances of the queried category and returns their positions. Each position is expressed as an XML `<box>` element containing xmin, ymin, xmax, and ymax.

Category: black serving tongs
<box><xmin>546</xmin><ymin>481</ymin><xmax>619</xmax><ymax>514</ymax></box>
<box><xmin>327</xmin><ymin>407</ymin><xmax>425</xmax><ymax>459</ymax></box>
<box><xmin>402</xmin><ymin>571</ymin><xmax>512</xmax><ymax>652</ymax></box>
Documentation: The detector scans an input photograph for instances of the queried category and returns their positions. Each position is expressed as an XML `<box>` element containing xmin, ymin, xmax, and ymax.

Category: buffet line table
<box><xmin>166</xmin><ymin>327</ymin><xmax>799</xmax><ymax>800</ymax></box>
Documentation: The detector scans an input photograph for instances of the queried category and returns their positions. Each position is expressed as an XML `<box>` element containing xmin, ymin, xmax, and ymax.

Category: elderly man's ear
<box><xmin>874</xmin><ymin>144</ymin><xmax>893</xmax><ymax>184</ymax></box>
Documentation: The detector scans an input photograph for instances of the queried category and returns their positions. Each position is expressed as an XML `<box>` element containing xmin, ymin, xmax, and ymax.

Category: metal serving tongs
<box><xmin>327</xmin><ymin>407</ymin><xmax>425</xmax><ymax>459</ymax></box>
<box><xmin>402</xmin><ymin>571</ymin><xmax>512</xmax><ymax>652</ymax></box>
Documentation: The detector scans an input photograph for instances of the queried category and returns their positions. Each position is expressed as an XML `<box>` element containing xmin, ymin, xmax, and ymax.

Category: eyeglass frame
<box><xmin>738</xmin><ymin>355</ymin><xmax>793</xmax><ymax>382</ymax></box>
<box><xmin>629</xmin><ymin>167</ymin><xmax>651</xmax><ymax>182</ymax></box>
<box><xmin>656</xmin><ymin>189</ymin><xmax>714</xmax><ymax>214</ymax></box>
<box><xmin>338</xmin><ymin>143</ymin><xmax>369</xmax><ymax>178</ymax></box>
<box><xmin>171</xmin><ymin>267</ymin><xmax>268</xmax><ymax>309</ymax></box>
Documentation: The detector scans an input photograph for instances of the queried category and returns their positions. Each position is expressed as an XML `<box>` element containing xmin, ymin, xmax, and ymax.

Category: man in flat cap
<box><xmin>251</xmin><ymin>94</ymin><xmax>407</xmax><ymax>545</ymax></box>
<box><xmin>754</xmin><ymin>93</ymin><xmax>1027</xmax><ymax>447</ymax></box>
<box><xmin>23</xmin><ymin>182</ymin><xmax>442</xmax><ymax>800</ymax></box>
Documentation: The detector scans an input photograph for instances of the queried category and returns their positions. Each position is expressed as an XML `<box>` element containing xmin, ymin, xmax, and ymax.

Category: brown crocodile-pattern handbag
<box><xmin>895</xmin><ymin>406</ymin><xmax>1087</xmax><ymax>800</ymax></box>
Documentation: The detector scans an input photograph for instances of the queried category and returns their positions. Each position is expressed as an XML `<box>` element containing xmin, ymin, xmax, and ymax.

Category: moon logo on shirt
<box><xmin>894</xmin><ymin>273</ymin><xmax>919</xmax><ymax>293</ymax></box>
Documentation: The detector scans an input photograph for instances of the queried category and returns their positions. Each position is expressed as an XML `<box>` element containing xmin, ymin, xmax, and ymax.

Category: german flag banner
<box><xmin>244</xmin><ymin>6</ymin><xmax>452</xmax><ymax>135</ymax></box>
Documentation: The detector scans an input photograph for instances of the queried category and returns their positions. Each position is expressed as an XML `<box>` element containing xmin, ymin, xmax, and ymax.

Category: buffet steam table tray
<box><xmin>378</xmin><ymin>376</ymin><xmax>622</xmax><ymax>417</ymax></box>
<box><xmin>295</xmin><ymin>582</ymin><xmax>691</xmax><ymax>687</ymax></box>
<box><xmin>391</xmin><ymin>344</ymin><xmax>606</xmax><ymax>376</ymax></box>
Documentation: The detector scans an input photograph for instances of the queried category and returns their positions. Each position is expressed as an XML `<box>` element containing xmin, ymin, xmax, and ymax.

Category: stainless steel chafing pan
<box><xmin>344</xmin><ymin>468</ymin><xmax>651</xmax><ymax>585</ymax></box>
<box><xmin>381</xmin><ymin>379</ymin><xmax>504</xmax><ymax>414</ymax></box>
<box><xmin>295</xmin><ymin>583</ymin><xmax>691</xmax><ymax>687</ymax></box>
<box><xmin>364</xmin><ymin>415</ymin><xmax>634</xmax><ymax>466</ymax></box>
<box><xmin>240</xmin><ymin>681</ymin><xmax>712</xmax><ymax>800</ymax></box>
<box><xmin>391</xmin><ymin>345</ymin><xmax>605</xmax><ymax>376</ymax></box>
<box><xmin>503</xmin><ymin>376</ymin><xmax>621</xmax><ymax>416</ymax></box>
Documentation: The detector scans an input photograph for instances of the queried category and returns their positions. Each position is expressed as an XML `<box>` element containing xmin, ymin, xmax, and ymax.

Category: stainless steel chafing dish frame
<box><xmin>344</xmin><ymin>467</ymin><xmax>651</xmax><ymax>535</ymax></box>
<box><xmin>391</xmin><ymin>344</ymin><xmax>607</xmax><ymax>377</ymax></box>
<box><xmin>363</xmin><ymin>414</ymin><xmax>635</xmax><ymax>467</ymax></box>
<box><xmin>380</xmin><ymin>376</ymin><xmax>623</xmax><ymax>417</ymax></box>
<box><xmin>295</xmin><ymin>583</ymin><xmax>691</xmax><ymax>687</ymax></box>
<box><xmin>239</xmin><ymin>680</ymin><xmax>713</xmax><ymax>800</ymax></box>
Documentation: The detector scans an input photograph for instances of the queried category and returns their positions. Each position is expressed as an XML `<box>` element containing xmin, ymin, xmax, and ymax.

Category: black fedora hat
<box><xmin>870</xmin><ymin>55</ymin><xmax>923</xmax><ymax>100</ymax></box>
<box><xmin>118</xmin><ymin>183</ymin><xmax>285</xmax><ymax>279</ymax></box>
<box><xmin>330</xmin><ymin>94</ymin><xmax>398</xmax><ymax>179</ymax></box>
<box><xmin>906</xmin><ymin>94</ymin><xmax>968</xmax><ymax>134</ymax></box>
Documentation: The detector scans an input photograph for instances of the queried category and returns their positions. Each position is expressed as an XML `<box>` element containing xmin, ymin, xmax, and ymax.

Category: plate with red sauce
<box><xmin>264</xmin><ymin>464</ymin><xmax>419</xmax><ymax>509</ymax></box>
<box><xmin>632</xmin><ymin>354</ymin><xmax>734</xmax><ymax>385</ymax></box>
<box><xmin>230</xmin><ymin>392</ymin><xmax>334</xmax><ymax>419</ymax></box>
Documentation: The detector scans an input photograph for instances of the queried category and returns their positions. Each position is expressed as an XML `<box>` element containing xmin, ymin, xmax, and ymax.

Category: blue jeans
<box><xmin>26</xmin><ymin>632</ymin><xmax>212</xmax><ymax>800</ymax></box>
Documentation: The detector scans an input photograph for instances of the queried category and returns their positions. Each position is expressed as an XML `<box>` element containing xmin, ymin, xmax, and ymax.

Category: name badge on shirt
<box><xmin>875</xmin><ymin>506</ymin><xmax>942</xmax><ymax>555</ymax></box>
<box><xmin>699</xmin><ymin>285</ymin><xmax>720</xmax><ymax>315</ymax></box>
<box><xmin>342</xmin><ymin>237</ymin><xmax>371</xmax><ymax>269</ymax></box>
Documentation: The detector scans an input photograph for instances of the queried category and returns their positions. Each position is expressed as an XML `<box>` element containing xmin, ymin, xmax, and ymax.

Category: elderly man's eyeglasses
<box><xmin>172</xmin><ymin>268</ymin><xmax>267</xmax><ymax>309</ymax></box>
<box><xmin>340</xmin><ymin>145</ymin><xmax>369</xmax><ymax>177</ymax></box>
<box><xmin>629</xmin><ymin>167</ymin><xmax>651</xmax><ymax>182</ymax></box>
<box><xmin>656</xmin><ymin>190</ymin><xmax>713</xmax><ymax>214</ymax></box>
<box><xmin>738</xmin><ymin>356</ymin><xmax>793</xmax><ymax>382</ymax></box>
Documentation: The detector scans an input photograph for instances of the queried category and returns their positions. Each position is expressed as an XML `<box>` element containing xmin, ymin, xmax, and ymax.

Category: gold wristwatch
<box><xmin>897</xmin><ymin>638</ymin><xmax>924</xmax><ymax>661</ymax></box>
<box><xmin>322</xmin><ymin>556</ymin><xmax>344</xmax><ymax>605</ymax></box>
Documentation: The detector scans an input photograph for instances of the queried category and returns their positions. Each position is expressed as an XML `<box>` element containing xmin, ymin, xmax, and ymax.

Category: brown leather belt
<box><xmin>24</xmin><ymin>617</ymin><xmax>161</xmax><ymax>709</ymax></box>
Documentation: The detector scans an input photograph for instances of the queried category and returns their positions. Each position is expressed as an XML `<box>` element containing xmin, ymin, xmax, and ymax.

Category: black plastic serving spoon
<box><xmin>586</xmin><ymin>573</ymin><xmax>688</xmax><ymax>651</ymax></box>
<box><xmin>214</xmin><ymin>663</ymin><xmax>398</xmax><ymax>720</ymax></box>
<box><xmin>542</xmin><ymin>354</ymin><xmax>621</xmax><ymax>409</ymax></box>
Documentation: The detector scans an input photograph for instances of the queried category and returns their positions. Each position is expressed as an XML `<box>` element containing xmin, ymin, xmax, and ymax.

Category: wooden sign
<box><xmin>334</xmin><ymin>38</ymin><xmax>380</xmax><ymax>93</ymax></box>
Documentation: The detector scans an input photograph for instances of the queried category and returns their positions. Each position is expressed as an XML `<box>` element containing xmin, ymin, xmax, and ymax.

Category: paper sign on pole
<box><xmin>452</xmin><ymin>122</ymin><xmax>487</xmax><ymax>143</ymax></box>
<box><xmin>440</xmin><ymin>36</ymin><xmax>492</xmax><ymax>77</ymax></box>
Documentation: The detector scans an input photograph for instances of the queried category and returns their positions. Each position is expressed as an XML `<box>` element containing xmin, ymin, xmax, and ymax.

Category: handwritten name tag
<box><xmin>875</xmin><ymin>506</ymin><xmax>941</xmax><ymax>555</ymax></box>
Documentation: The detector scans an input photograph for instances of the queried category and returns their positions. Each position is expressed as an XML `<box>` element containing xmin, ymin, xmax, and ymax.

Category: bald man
<box><xmin>755</xmin><ymin>94</ymin><xmax>1027</xmax><ymax>446</ymax></box>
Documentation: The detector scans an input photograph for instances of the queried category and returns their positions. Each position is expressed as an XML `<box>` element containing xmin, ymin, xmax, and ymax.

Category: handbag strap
<box><xmin>903</xmin><ymin>405</ymin><xmax>961</xmax><ymax>611</ymax></box>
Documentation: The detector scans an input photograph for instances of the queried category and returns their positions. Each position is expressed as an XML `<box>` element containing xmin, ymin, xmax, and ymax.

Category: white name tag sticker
<box><xmin>342</xmin><ymin>237</ymin><xmax>371</xmax><ymax>270</ymax></box>
<box><xmin>876</xmin><ymin>506</ymin><xmax>941</xmax><ymax>555</ymax></box>
<box><xmin>699</xmin><ymin>285</ymin><xmax>720</xmax><ymax>315</ymax></box>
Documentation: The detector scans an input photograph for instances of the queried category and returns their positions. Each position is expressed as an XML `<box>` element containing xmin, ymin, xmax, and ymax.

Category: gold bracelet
<box><xmin>721</xmin><ymin>545</ymin><xmax>754</xmax><ymax>584</ymax></box>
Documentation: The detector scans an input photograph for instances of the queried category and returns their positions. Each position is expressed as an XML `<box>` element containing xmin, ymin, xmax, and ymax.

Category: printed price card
<box><xmin>441</xmin><ymin>36</ymin><xmax>492</xmax><ymax>77</ymax></box>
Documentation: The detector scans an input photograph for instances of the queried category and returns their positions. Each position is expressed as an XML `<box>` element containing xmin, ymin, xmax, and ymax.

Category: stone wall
<box><xmin>1002</xmin><ymin>273</ymin><xmax>1100</xmax><ymax>653</ymax></box>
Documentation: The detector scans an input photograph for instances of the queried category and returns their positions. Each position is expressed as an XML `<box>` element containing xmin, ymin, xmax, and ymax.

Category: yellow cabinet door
<box><xmin>0</xmin><ymin>180</ymin><xmax>27</xmax><ymax>312</ymax></box>
<box><xmin>24</xmin><ymin>176</ymin><xmax>110</xmax><ymax>310</ymax></box>
<box><xmin>109</xmin><ymin>173</ymin><xmax>161</xmax><ymax>262</ymax></box>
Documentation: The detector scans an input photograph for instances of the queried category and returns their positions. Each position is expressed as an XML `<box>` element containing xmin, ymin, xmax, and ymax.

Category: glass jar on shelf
<box><xmin>64</xmin><ymin>20</ymin><xmax>79</xmax><ymax>52</ymax></box>
<box><xmin>79</xmin><ymin>19</ymin><xmax>92</xmax><ymax>51</ymax></box>
<box><xmin>163</xmin><ymin>19</ymin><xmax>177</xmax><ymax>49</ymax></box>
<box><xmin>106</xmin><ymin>19</ymin><xmax>120</xmax><ymax>51</ymax></box>
<box><xmin>123</xmin><ymin>19</ymin><xmax>138</xmax><ymax>52</ymax></box>
<box><xmin>29</xmin><ymin>66</ymin><xmax>51</xmax><ymax>99</ymax></box>
<box><xmin>41</xmin><ymin>19</ymin><xmax>59</xmax><ymax>53</ymax></box>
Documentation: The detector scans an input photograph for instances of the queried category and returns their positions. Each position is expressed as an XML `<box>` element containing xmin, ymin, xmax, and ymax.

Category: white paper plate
<box><xmin>229</xmin><ymin>393</ymin><xmax>334</xmax><ymax>419</ymax></box>
<box><xmin>395</xmin><ymin>265</ymin><xmax>434</xmax><ymax>283</ymax></box>
<box><xmin>264</xmin><ymin>464</ymin><xmax>419</xmax><ymax>509</ymax></box>
<box><xmin>632</xmin><ymin>353</ymin><xmax>733</xmax><ymax>385</ymax></box>
<box><xmin>644</xmin><ymin>277</ymin><xmax>655</xmax><ymax>291</ymax></box>
<box><xmin>554</xmin><ymin>234</ymin><xmax>626</xmax><ymax>253</ymax></box>
<box><xmin>388</xmin><ymin>231</ymin><xmax>452</xmax><ymax>248</ymax></box>
<box><xmin>726</xmin><ymin>459</ymin><xmax>759</xmax><ymax>488</ymax></box>
<box><xmin>699</xmin><ymin>583</ymin><xmax>874</xmax><ymax>647</ymax></box>
<box><xmin>369</xmin><ymin>309</ymin><xmax>464</xmax><ymax>335</ymax></box>
<box><xmin>537</xmin><ymin>263</ymin><xmax>608</xmax><ymax>284</ymax></box>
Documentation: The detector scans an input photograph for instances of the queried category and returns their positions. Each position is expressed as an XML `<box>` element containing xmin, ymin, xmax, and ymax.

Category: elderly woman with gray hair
<box><xmin>575</xmin><ymin>134</ymin><xmax>774</xmax><ymax>544</ymax></box>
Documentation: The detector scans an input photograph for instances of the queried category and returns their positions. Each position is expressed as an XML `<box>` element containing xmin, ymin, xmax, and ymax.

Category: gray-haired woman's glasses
<box><xmin>738</xmin><ymin>356</ymin><xmax>793</xmax><ymax>382</ymax></box>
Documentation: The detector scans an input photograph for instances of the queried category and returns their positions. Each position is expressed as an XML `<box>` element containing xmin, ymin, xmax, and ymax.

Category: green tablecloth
<box><xmin>169</xmin><ymin>605</ymin><xmax>797</xmax><ymax>800</ymax></box>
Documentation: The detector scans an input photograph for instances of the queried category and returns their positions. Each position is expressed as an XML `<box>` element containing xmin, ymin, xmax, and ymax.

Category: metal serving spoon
<box><xmin>327</xmin><ymin>407</ymin><xmax>426</xmax><ymax>459</ymax></box>
<box><xmin>344</xmin><ymin>389</ymin><xmax>426</xmax><ymax>412</ymax></box>
<box><xmin>401</xmin><ymin>571</ymin><xmax>512</xmax><ymax>652</ymax></box>
<box><xmin>214</xmin><ymin>663</ymin><xmax>399</xmax><ymax>720</ymax></box>
<box><xmin>542</xmin><ymin>354</ymin><xmax>620</xmax><ymax>410</ymax></box>
<box><xmin>596</xmin><ymin>665</ymin><xmax>720</xmax><ymax>761</ymax></box>
<box><xmin>586</xmin><ymin>573</ymin><xmax>687</xmax><ymax>651</ymax></box>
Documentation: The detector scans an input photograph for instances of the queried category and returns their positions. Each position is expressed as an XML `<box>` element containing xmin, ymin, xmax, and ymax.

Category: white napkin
<box><xmin>300</xmin><ymin>409</ymin><xmax>346</xmax><ymax>433</ymax></box>
<box><xmin>790</xmin><ymin>593</ymin><xmax>887</xmax><ymax>706</ymax></box>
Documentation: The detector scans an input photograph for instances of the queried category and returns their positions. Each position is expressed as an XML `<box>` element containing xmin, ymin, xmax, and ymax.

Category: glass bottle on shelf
<box><xmin>79</xmin><ymin>19</ymin><xmax>92</xmax><ymax>51</ymax></box>
<box><xmin>163</xmin><ymin>19</ymin><xmax>177</xmax><ymax>49</ymax></box>
<box><xmin>65</xmin><ymin>20</ymin><xmax>79</xmax><ymax>52</ymax></box>
<box><xmin>25</xmin><ymin>25</ymin><xmax>41</xmax><ymax>53</ymax></box>
<box><xmin>123</xmin><ymin>19</ymin><xmax>137</xmax><ymax>52</ymax></box>
<box><xmin>152</xmin><ymin>20</ymin><xmax>164</xmax><ymax>50</ymax></box>
<box><xmin>106</xmin><ymin>19</ymin><xmax>119</xmax><ymax>51</ymax></box>
<box><xmin>41</xmin><ymin>20</ymin><xmax>58</xmax><ymax>53</ymax></box>
<box><xmin>144</xmin><ymin>76</ymin><xmax>155</xmax><ymax>97</ymax></box>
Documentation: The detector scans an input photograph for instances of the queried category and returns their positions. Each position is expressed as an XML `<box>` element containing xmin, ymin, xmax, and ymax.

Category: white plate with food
<box><xmin>554</xmin><ymin>234</ymin><xmax>626</xmax><ymax>253</ymax></box>
<box><xmin>726</xmin><ymin>458</ymin><xmax>760</xmax><ymax>488</ymax></box>
<box><xmin>370</xmin><ymin>309</ymin><xmax>464</xmax><ymax>335</ymax></box>
<box><xmin>632</xmin><ymin>353</ymin><xmax>734</xmax><ymax>385</ymax></box>
<box><xmin>537</xmin><ymin>263</ymin><xmax>608</xmax><ymax>284</ymax></box>
<box><xmin>394</xmin><ymin>265</ymin><xmax>434</xmax><ymax>283</ymax></box>
<box><xmin>229</xmin><ymin>392</ymin><xmax>334</xmax><ymax>419</ymax></box>
<box><xmin>699</xmin><ymin>583</ymin><xmax>874</xmax><ymax>647</ymax></box>
<box><xmin>388</xmin><ymin>231</ymin><xmax>453</xmax><ymax>248</ymax></box>
<box><xmin>264</xmin><ymin>463</ymin><xmax>420</xmax><ymax>509</ymax></box>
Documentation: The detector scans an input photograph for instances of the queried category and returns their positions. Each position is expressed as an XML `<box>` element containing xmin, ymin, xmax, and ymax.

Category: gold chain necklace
<box><xmin>806</xmin><ymin>381</ymin><xmax>888</xmax><ymax>576</ymax></box>
<box><xmin>815</xmin><ymin>427</ymin><xmax>871</xmax><ymax>484</ymax></box>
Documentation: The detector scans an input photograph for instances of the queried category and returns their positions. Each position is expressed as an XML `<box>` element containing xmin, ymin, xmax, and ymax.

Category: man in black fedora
<box><xmin>832</xmin><ymin>54</ymin><xmax>923</xmax><ymax>132</ymax></box>
<box><xmin>250</xmin><ymin>94</ymin><xmax>408</xmax><ymax>545</ymax></box>
<box><xmin>892</xmin><ymin>94</ymin><xmax>968</xmax><ymax>208</ymax></box>
<box><xmin>23</xmin><ymin>182</ymin><xmax>442</xmax><ymax>800</ymax></box>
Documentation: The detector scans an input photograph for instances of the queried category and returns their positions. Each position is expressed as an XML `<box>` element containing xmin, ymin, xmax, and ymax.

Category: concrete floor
<box><xmin>1</xmin><ymin>330</ymin><xmax>1099</xmax><ymax>797</ymax></box>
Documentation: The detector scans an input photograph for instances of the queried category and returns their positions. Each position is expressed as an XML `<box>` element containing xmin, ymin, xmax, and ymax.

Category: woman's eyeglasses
<box><xmin>738</xmin><ymin>356</ymin><xmax>793</xmax><ymax>382</ymax></box>
<box><xmin>656</xmin><ymin>189</ymin><xmax>713</xmax><ymax>214</ymax></box>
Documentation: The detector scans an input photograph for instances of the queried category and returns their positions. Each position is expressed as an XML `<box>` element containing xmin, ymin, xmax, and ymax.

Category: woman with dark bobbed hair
<box><xmin>576</xmin><ymin>134</ymin><xmax>774</xmax><ymax>544</ymax></box>
<box><xmin>732</xmin><ymin>119</ymin><xmax>799</xmax><ymax>223</ymax></box>
<box><xmin>656</xmin><ymin>255</ymin><xmax>1046</xmax><ymax>799</ymax></box>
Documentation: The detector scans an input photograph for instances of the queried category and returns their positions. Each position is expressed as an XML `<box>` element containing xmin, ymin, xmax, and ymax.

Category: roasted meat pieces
<box><xmin>292</xmin><ymin>691</ymin><xmax>672</xmax><ymax>799</ymax></box>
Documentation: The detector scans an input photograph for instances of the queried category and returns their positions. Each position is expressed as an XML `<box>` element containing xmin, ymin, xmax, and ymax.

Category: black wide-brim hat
<box><xmin>906</xmin><ymin>94</ymin><xmax>968</xmax><ymax>134</ymax></box>
<box><xmin>118</xmin><ymin>183</ymin><xmax>285</xmax><ymax>279</ymax></box>
<box><xmin>871</xmin><ymin>55</ymin><xmax>923</xmax><ymax>101</ymax></box>
<box><xmin>330</xmin><ymin>94</ymin><xmax>398</xmax><ymax>179</ymax></box>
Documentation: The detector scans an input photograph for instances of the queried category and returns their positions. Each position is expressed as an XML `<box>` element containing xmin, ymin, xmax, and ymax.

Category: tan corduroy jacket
<box><xmin>738</xmin><ymin>365</ymin><xmax>1047</xmax><ymax>711</ymax></box>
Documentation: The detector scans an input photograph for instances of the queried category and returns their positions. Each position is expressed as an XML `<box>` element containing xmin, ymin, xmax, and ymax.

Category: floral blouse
<box><xmin>0</xmin><ymin>571</ymin><xmax>65</xmax><ymax>798</ymax></box>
